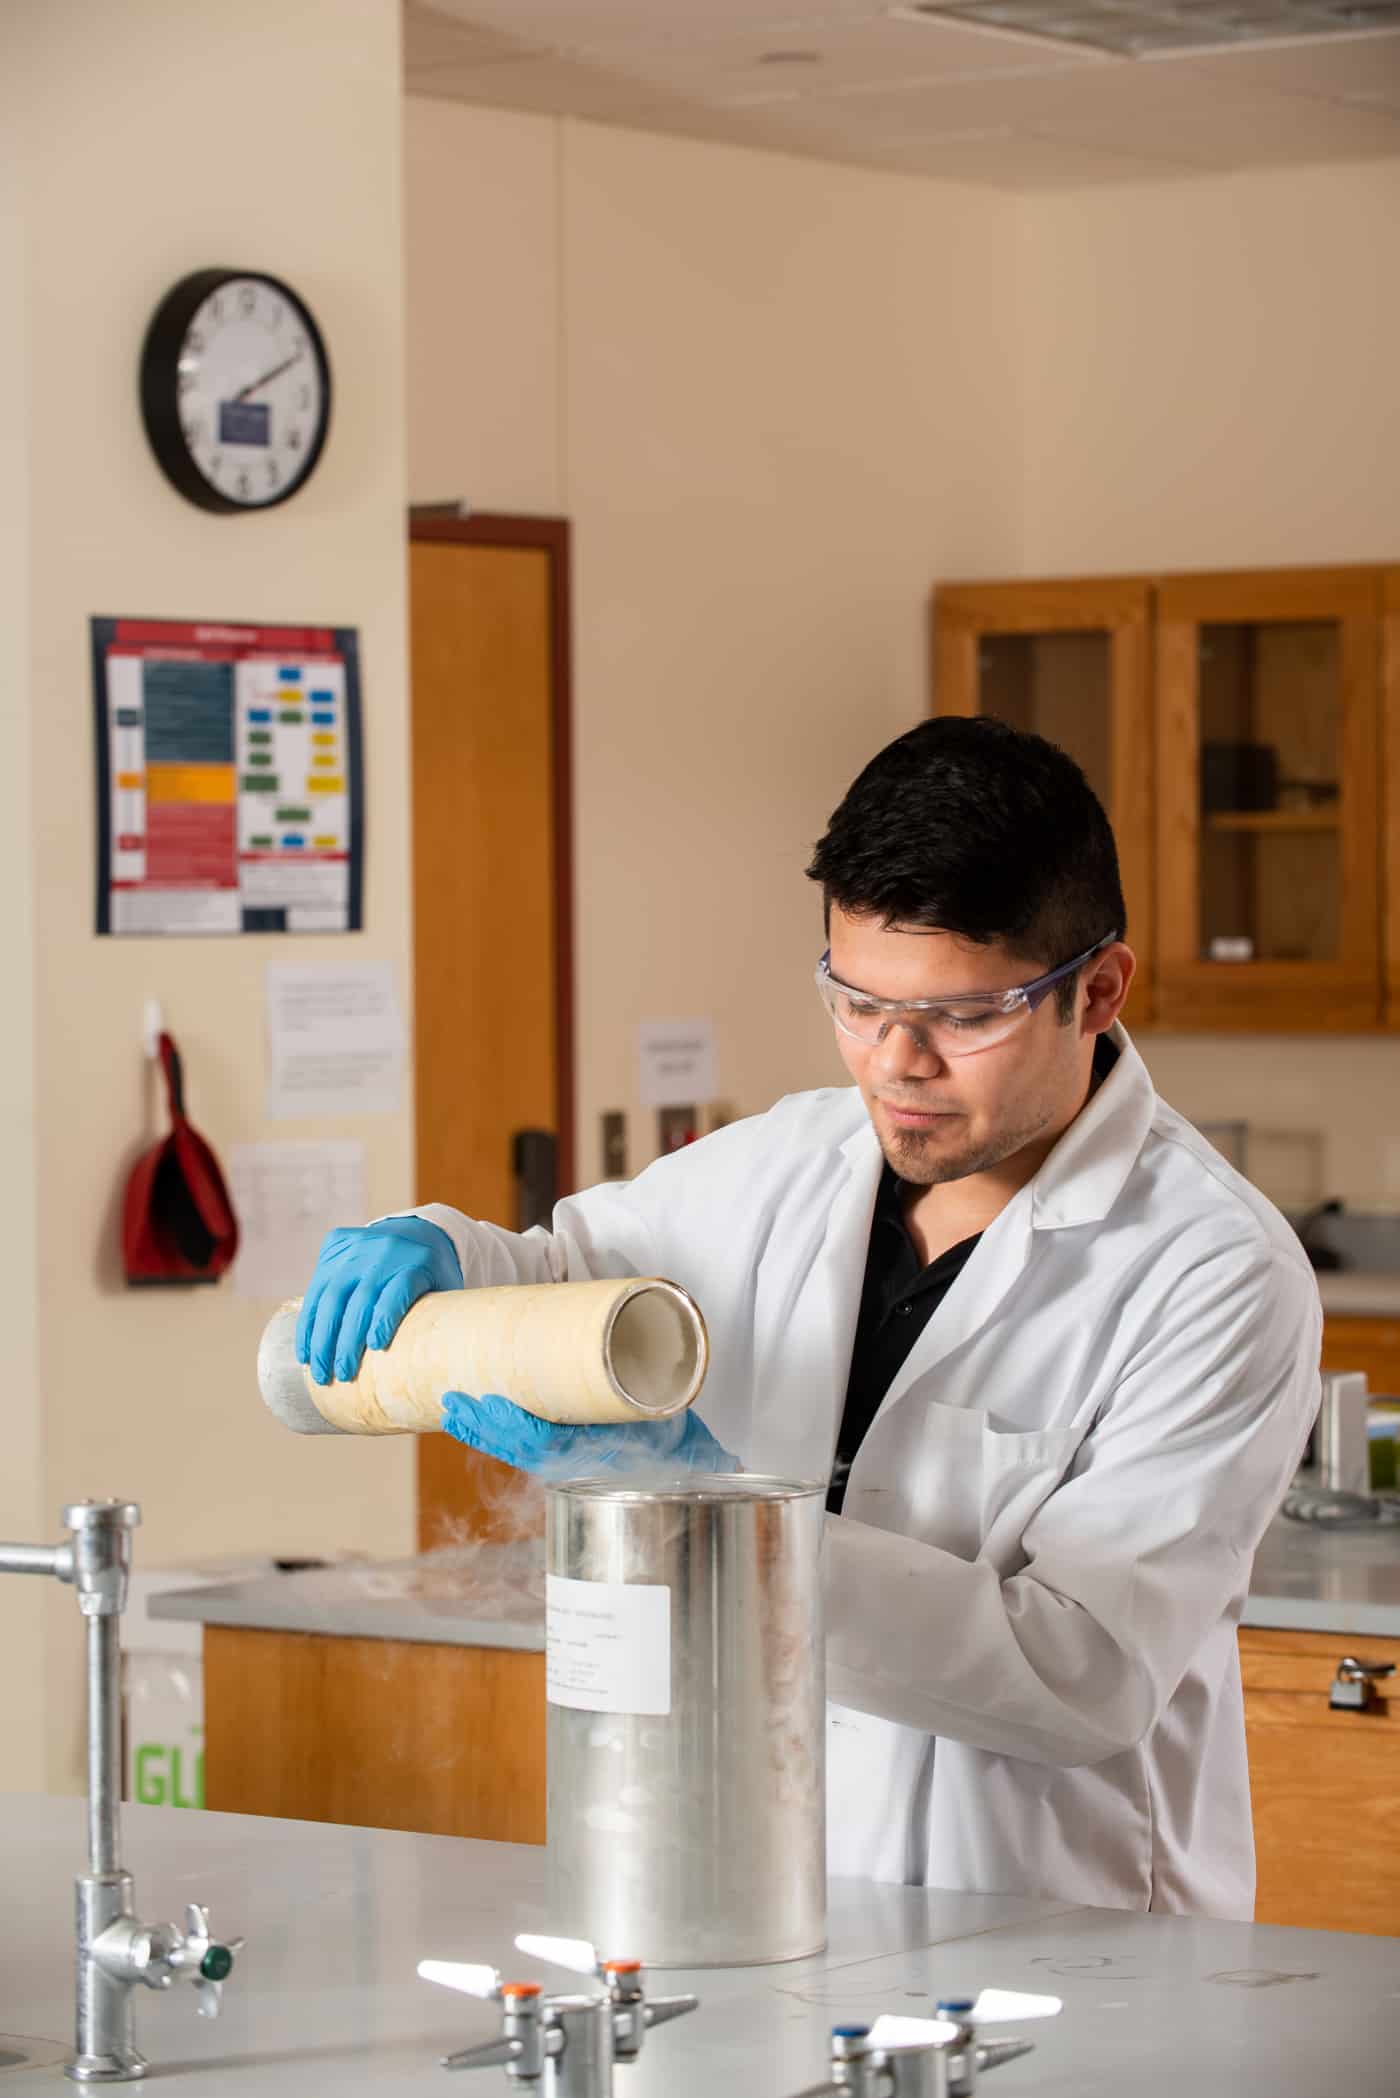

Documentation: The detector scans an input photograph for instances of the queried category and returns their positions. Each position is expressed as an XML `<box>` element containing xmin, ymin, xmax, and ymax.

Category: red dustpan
<box><xmin>122</xmin><ymin>1033</ymin><xmax>239</xmax><ymax>1286</ymax></box>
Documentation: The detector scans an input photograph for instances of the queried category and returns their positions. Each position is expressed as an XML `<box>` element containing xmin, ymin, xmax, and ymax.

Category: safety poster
<box><xmin>91</xmin><ymin>616</ymin><xmax>364</xmax><ymax>936</ymax></box>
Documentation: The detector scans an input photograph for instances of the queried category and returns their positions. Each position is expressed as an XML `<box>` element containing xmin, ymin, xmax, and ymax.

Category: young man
<box><xmin>298</xmin><ymin>717</ymin><xmax>1320</xmax><ymax>1918</ymax></box>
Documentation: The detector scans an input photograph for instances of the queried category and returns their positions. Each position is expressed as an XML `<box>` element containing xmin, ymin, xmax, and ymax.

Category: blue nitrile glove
<box><xmin>440</xmin><ymin>1393</ymin><xmax>736</xmax><ymax>1480</ymax></box>
<box><xmin>296</xmin><ymin>1217</ymin><xmax>463</xmax><ymax>1386</ymax></box>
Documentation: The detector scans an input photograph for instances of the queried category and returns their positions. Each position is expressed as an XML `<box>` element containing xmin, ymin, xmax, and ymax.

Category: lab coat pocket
<box><xmin>848</xmin><ymin>1398</ymin><xmax>989</xmax><ymax>1557</ymax></box>
<box><xmin>847</xmin><ymin>1398</ymin><xmax>1080</xmax><ymax>1565</ymax></box>
<box><xmin>978</xmin><ymin>1418</ymin><xmax>1082</xmax><ymax>1570</ymax></box>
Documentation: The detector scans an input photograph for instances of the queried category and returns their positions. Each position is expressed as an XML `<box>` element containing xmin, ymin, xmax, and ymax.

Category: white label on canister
<box><xmin>545</xmin><ymin>1575</ymin><xmax>671</xmax><ymax>1716</ymax></box>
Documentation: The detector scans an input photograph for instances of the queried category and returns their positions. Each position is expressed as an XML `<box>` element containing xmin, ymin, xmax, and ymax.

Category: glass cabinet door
<box><xmin>1156</xmin><ymin>569</ymin><xmax>1381</xmax><ymax>1031</ymax></box>
<box><xmin>976</xmin><ymin>630</ymin><xmax>1113</xmax><ymax>809</ymax></box>
<box><xmin>933</xmin><ymin>578</ymin><xmax>1153</xmax><ymax>1022</ymax></box>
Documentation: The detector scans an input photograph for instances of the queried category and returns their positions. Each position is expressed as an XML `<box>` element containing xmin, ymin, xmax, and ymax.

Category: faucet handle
<box><xmin>169</xmin><ymin>1903</ymin><xmax>241</xmax><ymax>2018</ymax></box>
<box><xmin>419</xmin><ymin>1972</ymin><xmax>547</xmax><ymax>2081</ymax></box>
<box><xmin>513</xmin><ymin>1933</ymin><xmax>603</xmax><ymax>1980</ymax></box>
<box><xmin>418</xmin><ymin>1960</ymin><xmax>505</xmax><ymax>2001</ymax></box>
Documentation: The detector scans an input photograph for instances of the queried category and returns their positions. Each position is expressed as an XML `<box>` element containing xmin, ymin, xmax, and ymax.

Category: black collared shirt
<box><xmin>826</xmin><ymin>1179</ymin><xmax>980</xmax><ymax>1514</ymax></box>
<box><xmin>827</xmin><ymin>1033</ymin><xmax>1121</xmax><ymax>1515</ymax></box>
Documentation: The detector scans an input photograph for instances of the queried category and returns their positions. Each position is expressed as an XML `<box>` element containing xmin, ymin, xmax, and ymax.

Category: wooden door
<box><xmin>1383</xmin><ymin>567</ymin><xmax>1400</xmax><ymax>1029</ymax></box>
<box><xmin>409</xmin><ymin>517</ymin><xmax>573</xmax><ymax>1548</ymax></box>
<box><xmin>1155</xmin><ymin>566</ymin><xmax>1382</xmax><ymax>1031</ymax></box>
<box><xmin>931</xmin><ymin>577</ymin><xmax>1155</xmax><ymax>1027</ymax></box>
<box><xmin>1240</xmin><ymin>1626</ymin><xmax>1400</xmax><ymax>1935</ymax></box>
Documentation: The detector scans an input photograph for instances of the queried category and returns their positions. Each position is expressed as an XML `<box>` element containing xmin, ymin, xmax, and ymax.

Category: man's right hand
<box><xmin>295</xmin><ymin>1217</ymin><xmax>463</xmax><ymax>1386</ymax></box>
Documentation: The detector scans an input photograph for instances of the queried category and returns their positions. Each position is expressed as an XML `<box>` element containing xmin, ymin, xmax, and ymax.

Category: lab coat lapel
<box><xmin>872</xmin><ymin>1185</ymin><xmax>1035</xmax><ymax>1420</ymax></box>
<box><xmin>865</xmin><ymin>1023</ymin><xmax>1152</xmax><ymax>1423</ymax></box>
<box><xmin>750</xmin><ymin>1118</ymin><xmax>884</xmax><ymax>1479</ymax></box>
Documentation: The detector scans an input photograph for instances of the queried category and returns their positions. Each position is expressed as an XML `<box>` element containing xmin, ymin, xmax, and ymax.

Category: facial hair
<box><xmin>877</xmin><ymin>1097</ymin><xmax>1058</xmax><ymax>1188</ymax></box>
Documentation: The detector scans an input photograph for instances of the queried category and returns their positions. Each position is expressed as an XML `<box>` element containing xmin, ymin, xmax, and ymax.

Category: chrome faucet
<box><xmin>419</xmin><ymin>1931</ymin><xmax>698</xmax><ymax>2096</ymax></box>
<box><xmin>0</xmin><ymin>1500</ymin><xmax>240</xmax><ymax>2081</ymax></box>
<box><xmin>784</xmin><ymin>1989</ymin><xmax>1062</xmax><ymax>2098</ymax></box>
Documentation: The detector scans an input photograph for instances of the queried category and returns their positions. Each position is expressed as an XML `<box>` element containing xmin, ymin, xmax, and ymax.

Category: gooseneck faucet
<box><xmin>0</xmin><ymin>1500</ymin><xmax>240</xmax><ymax>2082</ymax></box>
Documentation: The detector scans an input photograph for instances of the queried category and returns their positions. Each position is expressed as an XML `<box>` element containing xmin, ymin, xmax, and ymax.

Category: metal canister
<box><xmin>545</xmin><ymin>1475</ymin><xmax>826</xmax><ymax>1968</ymax></box>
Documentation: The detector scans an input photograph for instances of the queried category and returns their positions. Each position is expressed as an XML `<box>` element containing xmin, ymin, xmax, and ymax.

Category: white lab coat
<box><xmin>414</xmin><ymin>1026</ymin><xmax>1321</xmax><ymax>1918</ymax></box>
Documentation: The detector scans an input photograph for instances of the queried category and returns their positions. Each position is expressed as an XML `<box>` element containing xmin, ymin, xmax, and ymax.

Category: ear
<box><xmin>1081</xmin><ymin>942</ymin><xmax>1136</xmax><ymax>1036</ymax></box>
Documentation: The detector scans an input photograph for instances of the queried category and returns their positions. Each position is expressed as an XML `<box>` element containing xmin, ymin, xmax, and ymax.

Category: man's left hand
<box><xmin>440</xmin><ymin>1393</ymin><xmax>736</xmax><ymax>1479</ymax></box>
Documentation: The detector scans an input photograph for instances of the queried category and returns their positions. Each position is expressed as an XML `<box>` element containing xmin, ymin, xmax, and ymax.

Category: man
<box><xmin>298</xmin><ymin>716</ymin><xmax>1320</xmax><ymax>1918</ymax></box>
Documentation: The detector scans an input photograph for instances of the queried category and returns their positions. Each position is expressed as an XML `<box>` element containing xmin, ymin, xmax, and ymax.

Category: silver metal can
<box><xmin>545</xmin><ymin>1475</ymin><xmax>826</xmax><ymax>1968</ymax></box>
<box><xmin>1317</xmin><ymin>1368</ymin><xmax>1370</xmax><ymax>1496</ymax></box>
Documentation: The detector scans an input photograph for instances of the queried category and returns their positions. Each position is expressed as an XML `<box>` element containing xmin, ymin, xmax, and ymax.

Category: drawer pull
<box><xmin>1329</xmin><ymin>1657</ymin><xmax>1396</xmax><ymax>1713</ymax></box>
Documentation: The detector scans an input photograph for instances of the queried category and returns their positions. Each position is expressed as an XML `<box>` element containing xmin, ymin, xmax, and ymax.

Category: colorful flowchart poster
<box><xmin>92</xmin><ymin>617</ymin><xmax>364</xmax><ymax>936</ymax></box>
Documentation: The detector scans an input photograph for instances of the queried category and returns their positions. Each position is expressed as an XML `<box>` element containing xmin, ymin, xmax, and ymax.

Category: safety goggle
<box><xmin>815</xmin><ymin>933</ymin><xmax>1118</xmax><ymax>1059</ymax></box>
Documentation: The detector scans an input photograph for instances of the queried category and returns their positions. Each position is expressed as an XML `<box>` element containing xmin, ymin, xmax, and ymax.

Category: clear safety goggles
<box><xmin>815</xmin><ymin>933</ymin><xmax>1118</xmax><ymax>1059</ymax></box>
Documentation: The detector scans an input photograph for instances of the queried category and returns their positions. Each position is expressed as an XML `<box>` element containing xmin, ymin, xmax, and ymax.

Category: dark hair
<box><xmin>806</xmin><ymin>716</ymin><xmax>1124</xmax><ymax>1021</ymax></box>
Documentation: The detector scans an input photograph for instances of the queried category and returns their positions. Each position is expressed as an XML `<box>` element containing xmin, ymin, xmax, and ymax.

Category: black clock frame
<box><xmin>139</xmin><ymin>267</ymin><xmax>333</xmax><ymax>515</ymax></box>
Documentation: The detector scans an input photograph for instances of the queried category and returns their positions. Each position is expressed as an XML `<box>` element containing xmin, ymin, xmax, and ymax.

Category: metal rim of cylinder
<box><xmin>599</xmin><ymin>1277</ymin><xmax>711</xmax><ymax>1418</ymax></box>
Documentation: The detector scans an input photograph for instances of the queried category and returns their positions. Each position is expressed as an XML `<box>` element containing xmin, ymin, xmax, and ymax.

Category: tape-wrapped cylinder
<box><xmin>257</xmin><ymin>1277</ymin><xmax>709</xmax><ymax>1436</ymax></box>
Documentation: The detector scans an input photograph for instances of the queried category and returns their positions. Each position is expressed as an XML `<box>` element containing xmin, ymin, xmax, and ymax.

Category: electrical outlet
<box><xmin>658</xmin><ymin>1105</ymin><xmax>697</xmax><ymax>1155</ymax></box>
<box><xmin>600</xmin><ymin>1111</ymin><xmax>627</xmax><ymax>1181</ymax></box>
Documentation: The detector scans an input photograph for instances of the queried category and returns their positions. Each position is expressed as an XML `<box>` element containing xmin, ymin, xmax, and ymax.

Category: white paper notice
<box><xmin>265</xmin><ymin>960</ymin><xmax>405</xmax><ymax>1118</ymax></box>
<box><xmin>637</xmin><ymin>1018</ymin><xmax>717</xmax><ymax>1109</ymax></box>
<box><xmin>229</xmin><ymin>1140</ymin><xmax>367</xmax><ymax>1301</ymax></box>
<box><xmin>545</xmin><ymin>1574</ymin><xmax>671</xmax><ymax>1716</ymax></box>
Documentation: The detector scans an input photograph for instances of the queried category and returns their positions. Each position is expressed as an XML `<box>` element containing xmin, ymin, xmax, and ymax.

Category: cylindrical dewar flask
<box><xmin>257</xmin><ymin>1277</ymin><xmax>709</xmax><ymax>1436</ymax></box>
<box><xmin>545</xmin><ymin>1475</ymin><xmax>827</xmax><ymax>1968</ymax></box>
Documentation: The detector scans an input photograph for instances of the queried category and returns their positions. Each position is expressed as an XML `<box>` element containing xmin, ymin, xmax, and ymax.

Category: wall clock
<box><xmin>140</xmin><ymin>268</ymin><xmax>332</xmax><ymax>513</ymax></box>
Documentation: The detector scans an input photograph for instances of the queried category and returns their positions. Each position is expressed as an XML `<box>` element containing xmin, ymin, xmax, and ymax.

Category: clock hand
<box><xmin>233</xmin><ymin>349</ymin><xmax>303</xmax><ymax>401</ymax></box>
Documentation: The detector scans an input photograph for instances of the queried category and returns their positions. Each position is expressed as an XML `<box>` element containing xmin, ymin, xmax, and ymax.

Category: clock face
<box><xmin>141</xmin><ymin>270</ymin><xmax>332</xmax><ymax>513</ymax></box>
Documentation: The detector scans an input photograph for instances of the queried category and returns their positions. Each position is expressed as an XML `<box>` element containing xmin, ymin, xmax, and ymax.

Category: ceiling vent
<box><xmin>896</xmin><ymin>0</ymin><xmax>1400</xmax><ymax>57</ymax></box>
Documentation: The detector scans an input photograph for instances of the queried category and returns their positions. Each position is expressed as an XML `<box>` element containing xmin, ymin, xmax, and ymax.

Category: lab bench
<box><xmin>1</xmin><ymin>1794</ymin><xmax>1398</xmax><ymax>2095</ymax></box>
<box><xmin>152</xmin><ymin>1511</ymin><xmax>1400</xmax><ymax>1938</ymax></box>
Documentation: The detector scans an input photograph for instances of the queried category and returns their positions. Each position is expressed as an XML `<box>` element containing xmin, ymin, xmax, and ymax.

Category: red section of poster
<box><xmin>106</xmin><ymin>620</ymin><xmax>341</xmax><ymax>670</ymax></box>
<box><xmin>145</xmin><ymin>804</ymin><xmax>238</xmax><ymax>888</ymax></box>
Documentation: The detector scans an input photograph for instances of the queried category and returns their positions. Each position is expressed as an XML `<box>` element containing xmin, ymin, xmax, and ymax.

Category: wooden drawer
<box><xmin>202</xmin><ymin>1626</ymin><xmax>546</xmax><ymax>1843</ymax></box>
<box><xmin>1240</xmin><ymin>1627</ymin><xmax>1400</xmax><ymax>1936</ymax></box>
<box><xmin>1321</xmin><ymin>1316</ymin><xmax>1400</xmax><ymax>1394</ymax></box>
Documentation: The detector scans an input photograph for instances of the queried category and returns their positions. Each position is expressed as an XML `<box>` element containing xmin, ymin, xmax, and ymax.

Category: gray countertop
<box><xmin>1317</xmin><ymin>1272</ymin><xmax>1400</xmax><ymax>1320</ymax></box>
<box><xmin>1242</xmin><ymin>1506</ymin><xmax>1400</xmax><ymax>1636</ymax></box>
<box><xmin>151</xmin><ymin>1508</ymin><xmax>1400</xmax><ymax>1650</ymax></box>
<box><xmin>150</xmin><ymin>1540</ymin><xmax>548</xmax><ymax>1651</ymax></box>
<box><xmin>1</xmin><ymin>1795</ymin><xmax>1399</xmax><ymax>2094</ymax></box>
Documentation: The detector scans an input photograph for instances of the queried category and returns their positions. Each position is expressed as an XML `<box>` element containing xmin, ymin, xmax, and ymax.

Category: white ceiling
<box><xmin>403</xmin><ymin>0</ymin><xmax>1400</xmax><ymax>188</ymax></box>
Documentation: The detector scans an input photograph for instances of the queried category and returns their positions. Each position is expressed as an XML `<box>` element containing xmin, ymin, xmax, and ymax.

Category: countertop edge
<box><xmin>1241</xmin><ymin>1594</ymin><xmax>1400</xmax><ymax>1637</ymax></box>
<box><xmin>149</xmin><ymin>1584</ymin><xmax>546</xmax><ymax>1652</ymax></box>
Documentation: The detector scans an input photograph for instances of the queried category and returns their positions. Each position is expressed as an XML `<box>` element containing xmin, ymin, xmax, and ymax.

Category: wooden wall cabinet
<box><xmin>934</xmin><ymin>565</ymin><xmax>1392</xmax><ymax>1034</ymax></box>
<box><xmin>1155</xmin><ymin>568</ymin><xmax>1382</xmax><ymax>1032</ymax></box>
<box><xmin>1240</xmin><ymin>1626</ymin><xmax>1400</xmax><ymax>1936</ymax></box>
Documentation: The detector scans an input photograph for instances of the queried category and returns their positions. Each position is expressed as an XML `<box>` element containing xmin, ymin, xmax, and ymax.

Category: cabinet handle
<box><xmin>1329</xmin><ymin>1656</ymin><xmax>1396</xmax><ymax>1713</ymax></box>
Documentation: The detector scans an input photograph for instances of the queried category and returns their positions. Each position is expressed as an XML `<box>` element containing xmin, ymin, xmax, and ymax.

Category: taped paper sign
<box><xmin>638</xmin><ymin>1019</ymin><xmax>717</xmax><ymax>1109</ymax></box>
<box><xmin>546</xmin><ymin>1574</ymin><xmax>671</xmax><ymax>1716</ymax></box>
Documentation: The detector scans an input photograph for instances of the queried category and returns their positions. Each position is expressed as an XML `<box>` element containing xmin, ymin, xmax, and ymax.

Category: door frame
<box><xmin>408</xmin><ymin>511</ymin><xmax>576</xmax><ymax>1193</ymax></box>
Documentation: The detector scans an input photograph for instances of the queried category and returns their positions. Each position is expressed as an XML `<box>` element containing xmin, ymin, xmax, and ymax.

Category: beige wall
<box><xmin>1020</xmin><ymin>161</ymin><xmax>1400</xmax><ymax>574</ymax></box>
<box><xmin>0</xmin><ymin>74</ymin><xmax>45</xmax><ymax>1788</ymax></box>
<box><xmin>405</xmin><ymin>102</ymin><xmax>564</xmax><ymax>516</ymax></box>
<box><xmin>5</xmin><ymin>0</ymin><xmax>414</xmax><ymax>1791</ymax></box>
<box><xmin>1019</xmin><ymin>159</ymin><xmax>1400</xmax><ymax>1205</ymax></box>
<box><xmin>405</xmin><ymin>102</ymin><xmax>1023</xmax><ymax>1178</ymax></box>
